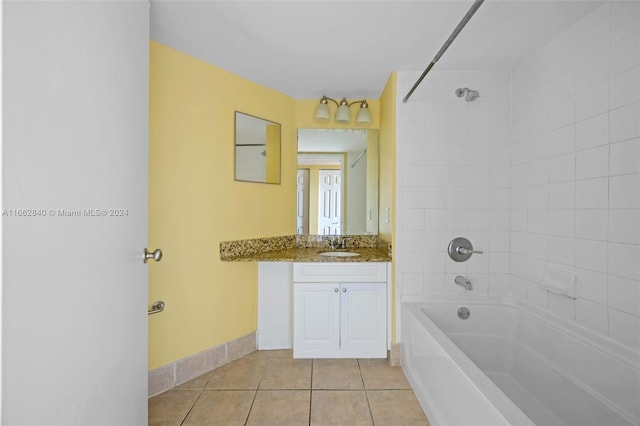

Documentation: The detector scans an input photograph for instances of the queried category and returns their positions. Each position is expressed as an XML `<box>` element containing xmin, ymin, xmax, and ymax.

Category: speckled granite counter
<box><xmin>220</xmin><ymin>235</ymin><xmax>392</xmax><ymax>262</ymax></box>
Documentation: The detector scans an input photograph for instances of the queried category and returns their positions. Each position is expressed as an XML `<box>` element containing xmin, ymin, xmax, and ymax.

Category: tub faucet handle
<box><xmin>457</xmin><ymin>247</ymin><xmax>483</xmax><ymax>255</ymax></box>
<box><xmin>448</xmin><ymin>237</ymin><xmax>482</xmax><ymax>262</ymax></box>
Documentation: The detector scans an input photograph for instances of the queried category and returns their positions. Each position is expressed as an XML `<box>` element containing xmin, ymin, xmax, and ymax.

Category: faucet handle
<box><xmin>325</xmin><ymin>236</ymin><xmax>337</xmax><ymax>249</ymax></box>
<box><xmin>341</xmin><ymin>237</ymin><xmax>352</xmax><ymax>248</ymax></box>
<box><xmin>457</xmin><ymin>247</ymin><xmax>483</xmax><ymax>255</ymax></box>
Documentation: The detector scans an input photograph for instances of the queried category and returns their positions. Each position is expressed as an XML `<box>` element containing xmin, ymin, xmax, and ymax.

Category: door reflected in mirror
<box><xmin>297</xmin><ymin>129</ymin><xmax>378</xmax><ymax>236</ymax></box>
<box><xmin>235</xmin><ymin>112</ymin><xmax>281</xmax><ymax>184</ymax></box>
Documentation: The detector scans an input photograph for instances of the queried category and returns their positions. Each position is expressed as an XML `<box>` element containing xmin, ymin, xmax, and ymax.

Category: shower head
<box><xmin>465</xmin><ymin>90</ymin><xmax>480</xmax><ymax>102</ymax></box>
<box><xmin>455</xmin><ymin>87</ymin><xmax>480</xmax><ymax>102</ymax></box>
<box><xmin>455</xmin><ymin>87</ymin><xmax>468</xmax><ymax>98</ymax></box>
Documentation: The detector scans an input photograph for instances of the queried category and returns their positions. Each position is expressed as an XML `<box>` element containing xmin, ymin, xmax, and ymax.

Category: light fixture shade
<box><xmin>314</xmin><ymin>102</ymin><xmax>330</xmax><ymax>122</ymax></box>
<box><xmin>335</xmin><ymin>98</ymin><xmax>351</xmax><ymax>123</ymax></box>
<box><xmin>355</xmin><ymin>101</ymin><xmax>371</xmax><ymax>124</ymax></box>
<box><xmin>335</xmin><ymin>105</ymin><xmax>351</xmax><ymax>123</ymax></box>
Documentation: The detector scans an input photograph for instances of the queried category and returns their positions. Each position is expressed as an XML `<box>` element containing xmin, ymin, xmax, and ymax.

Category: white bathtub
<box><xmin>402</xmin><ymin>296</ymin><xmax>640</xmax><ymax>426</ymax></box>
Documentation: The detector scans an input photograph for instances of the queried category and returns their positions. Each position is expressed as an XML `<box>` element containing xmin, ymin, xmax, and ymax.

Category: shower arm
<box><xmin>402</xmin><ymin>0</ymin><xmax>485</xmax><ymax>103</ymax></box>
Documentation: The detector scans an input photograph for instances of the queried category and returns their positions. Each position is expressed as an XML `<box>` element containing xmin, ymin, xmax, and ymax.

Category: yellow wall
<box><xmin>378</xmin><ymin>72</ymin><xmax>397</xmax><ymax>341</ymax></box>
<box><xmin>149</xmin><ymin>41</ymin><xmax>296</xmax><ymax>369</ymax></box>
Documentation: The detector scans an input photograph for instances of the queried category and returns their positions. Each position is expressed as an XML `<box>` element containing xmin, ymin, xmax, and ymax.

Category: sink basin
<box><xmin>318</xmin><ymin>251</ymin><xmax>361</xmax><ymax>257</ymax></box>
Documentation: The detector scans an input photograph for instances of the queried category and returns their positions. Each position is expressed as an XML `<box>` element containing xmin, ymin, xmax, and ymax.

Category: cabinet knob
<box><xmin>334</xmin><ymin>288</ymin><xmax>339</xmax><ymax>292</ymax></box>
<box><xmin>342</xmin><ymin>288</ymin><xmax>347</xmax><ymax>292</ymax></box>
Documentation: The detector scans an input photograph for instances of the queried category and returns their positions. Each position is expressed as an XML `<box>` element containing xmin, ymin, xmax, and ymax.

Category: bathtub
<box><xmin>402</xmin><ymin>296</ymin><xmax>640</xmax><ymax>426</ymax></box>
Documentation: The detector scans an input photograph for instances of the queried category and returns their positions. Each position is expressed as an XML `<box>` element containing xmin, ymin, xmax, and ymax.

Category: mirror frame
<box><xmin>234</xmin><ymin>111</ymin><xmax>281</xmax><ymax>184</ymax></box>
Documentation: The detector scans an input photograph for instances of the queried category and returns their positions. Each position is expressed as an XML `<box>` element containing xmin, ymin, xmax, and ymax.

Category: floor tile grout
<box><xmin>151</xmin><ymin>350</ymin><xmax>426</xmax><ymax>426</ymax></box>
<box><xmin>242</xmin><ymin>389</ymin><xmax>258</xmax><ymax>426</ymax></box>
<box><xmin>308</xmin><ymin>360</ymin><xmax>314</xmax><ymax>426</ymax></box>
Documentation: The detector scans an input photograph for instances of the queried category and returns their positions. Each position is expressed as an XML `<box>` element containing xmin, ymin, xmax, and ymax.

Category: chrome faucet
<box><xmin>327</xmin><ymin>237</ymin><xmax>351</xmax><ymax>250</ymax></box>
<box><xmin>454</xmin><ymin>275</ymin><xmax>473</xmax><ymax>291</ymax></box>
<box><xmin>336</xmin><ymin>237</ymin><xmax>351</xmax><ymax>249</ymax></box>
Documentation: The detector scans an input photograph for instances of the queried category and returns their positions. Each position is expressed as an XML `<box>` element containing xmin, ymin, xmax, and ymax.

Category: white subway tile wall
<box><xmin>395</xmin><ymin>69</ymin><xmax>513</xmax><ymax>341</ymax></box>
<box><xmin>396</xmin><ymin>1</ymin><xmax>640</xmax><ymax>349</ymax></box>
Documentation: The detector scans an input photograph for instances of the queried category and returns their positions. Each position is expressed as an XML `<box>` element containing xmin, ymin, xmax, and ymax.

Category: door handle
<box><xmin>148</xmin><ymin>301</ymin><xmax>165</xmax><ymax>315</ymax></box>
<box><xmin>144</xmin><ymin>248</ymin><xmax>163</xmax><ymax>263</ymax></box>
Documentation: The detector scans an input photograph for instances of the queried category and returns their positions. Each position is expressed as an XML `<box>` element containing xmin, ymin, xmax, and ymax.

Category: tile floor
<box><xmin>149</xmin><ymin>349</ymin><xmax>431</xmax><ymax>426</ymax></box>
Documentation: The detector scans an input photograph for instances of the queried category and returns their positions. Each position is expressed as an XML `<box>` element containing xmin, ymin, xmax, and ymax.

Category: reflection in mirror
<box><xmin>235</xmin><ymin>112</ymin><xmax>281</xmax><ymax>184</ymax></box>
<box><xmin>297</xmin><ymin>129</ymin><xmax>378</xmax><ymax>236</ymax></box>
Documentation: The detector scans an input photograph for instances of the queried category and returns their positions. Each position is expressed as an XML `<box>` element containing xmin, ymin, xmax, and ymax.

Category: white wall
<box><xmin>395</xmin><ymin>70</ymin><xmax>512</xmax><ymax>338</ymax></box>
<box><xmin>236</xmin><ymin>145</ymin><xmax>267</xmax><ymax>182</ymax></box>
<box><xmin>0</xmin><ymin>2</ymin><xmax>4</xmax><ymax>420</ymax></box>
<box><xmin>347</xmin><ymin>150</ymin><xmax>366</xmax><ymax>234</ymax></box>
<box><xmin>395</xmin><ymin>1</ymin><xmax>640</xmax><ymax>350</ymax></box>
<box><xmin>510</xmin><ymin>2</ymin><xmax>640</xmax><ymax>348</ymax></box>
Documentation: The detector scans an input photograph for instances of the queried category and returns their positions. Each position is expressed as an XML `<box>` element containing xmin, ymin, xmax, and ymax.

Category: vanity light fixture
<box><xmin>314</xmin><ymin>96</ymin><xmax>371</xmax><ymax>124</ymax></box>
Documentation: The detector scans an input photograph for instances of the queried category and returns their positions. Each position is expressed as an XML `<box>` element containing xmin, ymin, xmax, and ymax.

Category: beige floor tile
<box><xmin>264</xmin><ymin>348</ymin><xmax>293</xmax><ymax>358</ymax></box>
<box><xmin>312</xmin><ymin>359</ymin><xmax>364</xmax><ymax>389</ymax></box>
<box><xmin>311</xmin><ymin>390</ymin><xmax>373</xmax><ymax>426</ymax></box>
<box><xmin>358</xmin><ymin>358</ymin><xmax>411</xmax><ymax>389</ymax></box>
<box><xmin>259</xmin><ymin>358</ymin><xmax>312</xmax><ymax>389</ymax></box>
<box><xmin>182</xmin><ymin>390</ymin><xmax>255</xmax><ymax>426</ymax></box>
<box><xmin>246</xmin><ymin>390</ymin><xmax>310</xmax><ymax>426</ymax></box>
<box><xmin>243</xmin><ymin>350</ymin><xmax>271</xmax><ymax>360</ymax></box>
<box><xmin>205</xmin><ymin>358</ymin><xmax>266</xmax><ymax>390</ymax></box>
<box><xmin>148</xmin><ymin>390</ymin><xmax>200</xmax><ymax>426</ymax></box>
<box><xmin>174</xmin><ymin>370</ymin><xmax>215</xmax><ymax>390</ymax></box>
<box><xmin>367</xmin><ymin>390</ymin><xmax>430</xmax><ymax>426</ymax></box>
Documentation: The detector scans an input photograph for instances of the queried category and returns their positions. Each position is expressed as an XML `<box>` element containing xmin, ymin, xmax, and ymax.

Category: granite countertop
<box><xmin>222</xmin><ymin>247</ymin><xmax>391</xmax><ymax>262</ymax></box>
<box><xmin>220</xmin><ymin>235</ymin><xmax>392</xmax><ymax>263</ymax></box>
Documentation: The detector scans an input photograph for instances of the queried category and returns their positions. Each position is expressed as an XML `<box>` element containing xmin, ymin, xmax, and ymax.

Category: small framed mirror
<box><xmin>235</xmin><ymin>112</ymin><xmax>281</xmax><ymax>184</ymax></box>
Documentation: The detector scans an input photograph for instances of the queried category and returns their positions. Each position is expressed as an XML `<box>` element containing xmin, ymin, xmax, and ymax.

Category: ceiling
<box><xmin>150</xmin><ymin>0</ymin><xmax>603</xmax><ymax>100</ymax></box>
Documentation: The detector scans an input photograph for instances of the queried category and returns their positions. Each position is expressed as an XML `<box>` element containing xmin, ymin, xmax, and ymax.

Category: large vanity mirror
<box><xmin>297</xmin><ymin>129</ymin><xmax>379</xmax><ymax>235</ymax></box>
<box><xmin>235</xmin><ymin>112</ymin><xmax>281</xmax><ymax>184</ymax></box>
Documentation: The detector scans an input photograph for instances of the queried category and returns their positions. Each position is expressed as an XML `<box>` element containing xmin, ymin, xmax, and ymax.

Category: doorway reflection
<box><xmin>296</xmin><ymin>129</ymin><xmax>378</xmax><ymax>236</ymax></box>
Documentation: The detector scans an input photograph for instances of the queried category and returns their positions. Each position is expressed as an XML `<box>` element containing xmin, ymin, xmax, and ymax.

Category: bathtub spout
<box><xmin>454</xmin><ymin>275</ymin><xmax>473</xmax><ymax>291</ymax></box>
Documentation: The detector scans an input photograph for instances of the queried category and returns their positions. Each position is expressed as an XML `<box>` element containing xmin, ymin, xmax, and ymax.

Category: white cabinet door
<box><xmin>340</xmin><ymin>283</ymin><xmax>387</xmax><ymax>357</ymax></box>
<box><xmin>293</xmin><ymin>283</ymin><xmax>340</xmax><ymax>357</ymax></box>
<box><xmin>294</xmin><ymin>281</ymin><xmax>387</xmax><ymax>358</ymax></box>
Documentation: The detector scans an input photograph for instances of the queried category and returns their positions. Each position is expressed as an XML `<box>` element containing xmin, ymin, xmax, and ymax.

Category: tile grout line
<box><xmin>177</xmin><ymin>377</ymin><xmax>211</xmax><ymax>426</ymax></box>
<box><xmin>243</xmin><ymin>351</ymin><xmax>270</xmax><ymax>425</ymax></box>
<box><xmin>308</xmin><ymin>359</ymin><xmax>315</xmax><ymax>426</ymax></box>
<box><xmin>153</xmin><ymin>351</ymin><xmax>420</xmax><ymax>426</ymax></box>
<box><xmin>182</xmin><ymin>363</ymin><xmax>226</xmax><ymax>425</ymax></box>
<box><xmin>358</xmin><ymin>359</ymin><xmax>377</xmax><ymax>425</ymax></box>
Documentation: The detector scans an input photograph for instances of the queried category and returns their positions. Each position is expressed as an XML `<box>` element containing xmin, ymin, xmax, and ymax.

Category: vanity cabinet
<box><xmin>292</xmin><ymin>262</ymin><xmax>388</xmax><ymax>358</ymax></box>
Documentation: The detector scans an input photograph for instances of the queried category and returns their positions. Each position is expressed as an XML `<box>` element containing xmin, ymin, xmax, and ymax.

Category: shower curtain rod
<box><xmin>402</xmin><ymin>0</ymin><xmax>485</xmax><ymax>103</ymax></box>
<box><xmin>350</xmin><ymin>148</ymin><xmax>367</xmax><ymax>168</ymax></box>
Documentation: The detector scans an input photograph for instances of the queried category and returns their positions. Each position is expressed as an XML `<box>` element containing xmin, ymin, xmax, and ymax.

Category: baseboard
<box><xmin>388</xmin><ymin>342</ymin><xmax>402</xmax><ymax>366</ymax></box>
<box><xmin>148</xmin><ymin>331</ymin><xmax>257</xmax><ymax>397</ymax></box>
